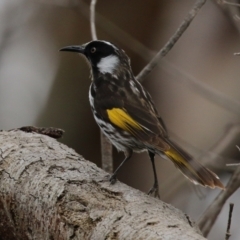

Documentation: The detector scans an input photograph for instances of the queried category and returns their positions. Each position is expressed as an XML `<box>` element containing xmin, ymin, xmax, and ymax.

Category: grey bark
<box><xmin>0</xmin><ymin>130</ymin><xmax>205</xmax><ymax>240</ymax></box>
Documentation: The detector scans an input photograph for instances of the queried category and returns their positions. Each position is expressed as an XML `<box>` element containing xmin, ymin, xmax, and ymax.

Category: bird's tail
<box><xmin>163</xmin><ymin>140</ymin><xmax>225</xmax><ymax>189</ymax></box>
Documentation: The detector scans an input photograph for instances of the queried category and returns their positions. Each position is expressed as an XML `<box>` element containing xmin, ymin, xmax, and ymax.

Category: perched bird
<box><xmin>60</xmin><ymin>40</ymin><xmax>224</xmax><ymax>196</ymax></box>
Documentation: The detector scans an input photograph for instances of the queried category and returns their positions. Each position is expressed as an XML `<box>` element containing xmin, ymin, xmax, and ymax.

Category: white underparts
<box><xmin>97</xmin><ymin>55</ymin><xmax>119</xmax><ymax>74</ymax></box>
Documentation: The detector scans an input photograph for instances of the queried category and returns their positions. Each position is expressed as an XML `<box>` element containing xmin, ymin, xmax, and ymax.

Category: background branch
<box><xmin>225</xmin><ymin>203</ymin><xmax>234</xmax><ymax>240</ymax></box>
<box><xmin>90</xmin><ymin>0</ymin><xmax>98</xmax><ymax>40</ymax></box>
<box><xmin>136</xmin><ymin>0</ymin><xmax>206</xmax><ymax>82</ymax></box>
<box><xmin>89</xmin><ymin>0</ymin><xmax>113</xmax><ymax>173</ymax></box>
<box><xmin>198</xmin><ymin>167</ymin><xmax>240</xmax><ymax>237</ymax></box>
<box><xmin>100</xmin><ymin>132</ymin><xmax>113</xmax><ymax>173</ymax></box>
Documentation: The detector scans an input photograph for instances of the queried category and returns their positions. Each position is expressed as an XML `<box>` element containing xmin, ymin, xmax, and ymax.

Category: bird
<box><xmin>60</xmin><ymin>40</ymin><xmax>225</xmax><ymax>197</ymax></box>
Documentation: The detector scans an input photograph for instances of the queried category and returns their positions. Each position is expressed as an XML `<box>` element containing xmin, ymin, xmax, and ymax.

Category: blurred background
<box><xmin>0</xmin><ymin>0</ymin><xmax>240</xmax><ymax>239</ymax></box>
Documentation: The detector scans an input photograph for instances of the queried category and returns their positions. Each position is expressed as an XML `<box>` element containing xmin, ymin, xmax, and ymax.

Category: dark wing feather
<box><xmin>92</xmin><ymin>75</ymin><xmax>169</xmax><ymax>151</ymax></box>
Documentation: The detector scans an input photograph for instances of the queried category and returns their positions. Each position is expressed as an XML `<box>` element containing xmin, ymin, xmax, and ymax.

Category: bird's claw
<box><xmin>148</xmin><ymin>184</ymin><xmax>160</xmax><ymax>199</ymax></box>
<box><xmin>109</xmin><ymin>174</ymin><xmax>117</xmax><ymax>184</ymax></box>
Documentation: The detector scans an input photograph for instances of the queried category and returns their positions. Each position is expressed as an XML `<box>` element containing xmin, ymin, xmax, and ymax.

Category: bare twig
<box><xmin>214</xmin><ymin>0</ymin><xmax>240</xmax><ymax>37</ymax></box>
<box><xmin>225</xmin><ymin>203</ymin><xmax>234</xmax><ymax>240</ymax></box>
<box><xmin>214</xmin><ymin>1</ymin><xmax>240</xmax><ymax>56</ymax></box>
<box><xmin>77</xmin><ymin>0</ymin><xmax>155</xmax><ymax>59</ymax></box>
<box><xmin>90</xmin><ymin>0</ymin><xmax>98</xmax><ymax>40</ymax></box>
<box><xmin>198</xmin><ymin>167</ymin><xmax>240</xmax><ymax>237</ymax></box>
<box><xmin>222</xmin><ymin>0</ymin><xmax>240</xmax><ymax>7</ymax></box>
<box><xmin>100</xmin><ymin>132</ymin><xmax>113</xmax><ymax>173</ymax></box>
<box><xmin>196</xmin><ymin>129</ymin><xmax>240</xmax><ymax>237</ymax></box>
<box><xmin>226</xmin><ymin>145</ymin><xmax>240</xmax><ymax>166</ymax></box>
<box><xmin>89</xmin><ymin>0</ymin><xmax>113</xmax><ymax>173</ymax></box>
<box><xmin>226</xmin><ymin>163</ymin><xmax>240</xmax><ymax>166</ymax></box>
<box><xmin>198</xmin><ymin>123</ymin><xmax>240</xmax><ymax>168</ymax></box>
<box><xmin>136</xmin><ymin>0</ymin><xmax>206</xmax><ymax>82</ymax></box>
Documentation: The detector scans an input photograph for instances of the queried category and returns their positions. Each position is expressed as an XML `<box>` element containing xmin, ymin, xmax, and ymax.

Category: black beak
<box><xmin>59</xmin><ymin>45</ymin><xmax>85</xmax><ymax>54</ymax></box>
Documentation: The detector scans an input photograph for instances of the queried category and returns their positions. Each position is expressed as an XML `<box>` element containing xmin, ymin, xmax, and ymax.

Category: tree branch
<box><xmin>225</xmin><ymin>203</ymin><xmax>234</xmax><ymax>240</ymax></box>
<box><xmin>221</xmin><ymin>0</ymin><xmax>240</xmax><ymax>7</ymax></box>
<box><xmin>0</xmin><ymin>130</ymin><xmax>206</xmax><ymax>239</ymax></box>
<box><xmin>90</xmin><ymin>0</ymin><xmax>98</xmax><ymax>40</ymax></box>
<box><xmin>136</xmin><ymin>0</ymin><xmax>206</xmax><ymax>82</ymax></box>
<box><xmin>100</xmin><ymin>131</ymin><xmax>113</xmax><ymax>173</ymax></box>
<box><xmin>198</xmin><ymin>166</ymin><xmax>240</xmax><ymax>237</ymax></box>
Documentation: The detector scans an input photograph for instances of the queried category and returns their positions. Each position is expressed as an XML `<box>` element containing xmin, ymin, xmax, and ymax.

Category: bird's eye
<box><xmin>91</xmin><ymin>47</ymin><xmax>96</xmax><ymax>53</ymax></box>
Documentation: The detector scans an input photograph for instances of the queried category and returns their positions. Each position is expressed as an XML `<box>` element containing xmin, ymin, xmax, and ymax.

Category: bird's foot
<box><xmin>148</xmin><ymin>183</ymin><xmax>160</xmax><ymax>199</ymax></box>
<box><xmin>109</xmin><ymin>174</ymin><xmax>117</xmax><ymax>184</ymax></box>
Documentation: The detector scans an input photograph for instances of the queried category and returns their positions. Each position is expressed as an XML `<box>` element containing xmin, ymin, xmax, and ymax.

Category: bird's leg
<box><xmin>148</xmin><ymin>151</ymin><xmax>160</xmax><ymax>198</ymax></box>
<box><xmin>109</xmin><ymin>149</ymin><xmax>133</xmax><ymax>184</ymax></box>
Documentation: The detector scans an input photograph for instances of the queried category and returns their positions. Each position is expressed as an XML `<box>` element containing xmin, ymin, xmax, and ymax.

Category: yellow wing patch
<box><xmin>165</xmin><ymin>148</ymin><xmax>198</xmax><ymax>177</ymax></box>
<box><xmin>106</xmin><ymin>108</ymin><xmax>142</xmax><ymax>134</ymax></box>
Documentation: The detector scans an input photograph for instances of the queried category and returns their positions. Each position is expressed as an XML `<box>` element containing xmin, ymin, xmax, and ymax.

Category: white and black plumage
<box><xmin>61</xmin><ymin>40</ymin><xmax>225</xmax><ymax>196</ymax></box>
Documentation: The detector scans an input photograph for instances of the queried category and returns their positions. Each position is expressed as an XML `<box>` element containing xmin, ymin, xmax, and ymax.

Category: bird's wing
<box><xmin>93</xmin><ymin>78</ymin><xmax>169</xmax><ymax>151</ymax></box>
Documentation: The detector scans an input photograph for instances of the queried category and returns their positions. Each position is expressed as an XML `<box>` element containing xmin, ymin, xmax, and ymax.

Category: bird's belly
<box><xmin>94</xmin><ymin>115</ymin><xmax>145</xmax><ymax>152</ymax></box>
<box><xmin>103</xmin><ymin>130</ymin><xmax>146</xmax><ymax>153</ymax></box>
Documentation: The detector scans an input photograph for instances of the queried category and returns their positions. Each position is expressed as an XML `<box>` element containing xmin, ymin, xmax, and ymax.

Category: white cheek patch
<box><xmin>97</xmin><ymin>55</ymin><xmax>119</xmax><ymax>74</ymax></box>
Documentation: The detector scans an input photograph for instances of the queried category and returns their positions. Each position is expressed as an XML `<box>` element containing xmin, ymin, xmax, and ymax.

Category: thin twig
<box><xmin>100</xmin><ymin>132</ymin><xmax>113</xmax><ymax>173</ymax></box>
<box><xmin>78</xmin><ymin>0</ymin><xmax>155</xmax><ymax>60</ymax></box>
<box><xmin>226</xmin><ymin>145</ymin><xmax>240</xmax><ymax>166</ymax></box>
<box><xmin>89</xmin><ymin>0</ymin><xmax>113</xmax><ymax>173</ymax></box>
<box><xmin>90</xmin><ymin>0</ymin><xmax>98</xmax><ymax>40</ymax></box>
<box><xmin>214</xmin><ymin>1</ymin><xmax>240</xmax><ymax>56</ymax></box>
<box><xmin>225</xmin><ymin>203</ymin><xmax>234</xmax><ymax>240</ymax></box>
<box><xmin>196</xmin><ymin>123</ymin><xmax>240</xmax><ymax>168</ymax></box>
<box><xmin>198</xmin><ymin>167</ymin><xmax>240</xmax><ymax>237</ymax></box>
<box><xmin>214</xmin><ymin>0</ymin><xmax>240</xmax><ymax>36</ymax></box>
<box><xmin>222</xmin><ymin>0</ymin><xmax>240</xmax><ymax>7</ymax></box>
<box><xmin>226</xmin><ymin>163</ymin><xmax>240</xmax><ymax>166</ymax></box>
<box><xmin>136</xmin><ymin>0</ymin><xmax>206</xmax><ymax>82</ymax></box>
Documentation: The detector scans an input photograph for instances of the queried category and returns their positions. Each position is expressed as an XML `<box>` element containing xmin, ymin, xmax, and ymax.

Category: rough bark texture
<box><xmin>0</xmin><ymin>130</ymin><xmax>205</xmax><ymax>240</ymax></box>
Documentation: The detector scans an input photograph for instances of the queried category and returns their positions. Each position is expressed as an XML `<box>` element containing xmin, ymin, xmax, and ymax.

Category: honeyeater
<box><xmin>60</xmin><ymin>40</ymin><xmax>224</xmax><ymax>196</ymax></box>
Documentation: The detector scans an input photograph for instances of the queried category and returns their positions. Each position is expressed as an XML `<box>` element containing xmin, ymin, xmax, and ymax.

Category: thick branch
<box><xmin>0</xmin><ymin>130</ymin><xmax>205</xmax><ymax>239</ymax></box>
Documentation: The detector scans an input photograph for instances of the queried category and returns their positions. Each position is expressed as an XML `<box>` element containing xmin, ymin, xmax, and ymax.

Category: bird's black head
<box><xmin>60</xmin><ymin>40</ymin><xmax>130</xmax><ymax>74</ymax></box>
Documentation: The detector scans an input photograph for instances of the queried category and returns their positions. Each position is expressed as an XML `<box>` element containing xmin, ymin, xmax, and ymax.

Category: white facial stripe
<box><xmin>97</xmin><ymin>55</ymin><xmax>119</xmax><ymax>74</ymax></box>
